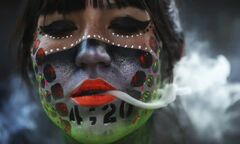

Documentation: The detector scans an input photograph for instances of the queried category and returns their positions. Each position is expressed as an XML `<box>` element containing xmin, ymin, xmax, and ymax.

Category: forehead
<box><xmin>40</xmin><ymin>0</ymin><xmax>146</xmax><ymax>15</ymax></box>
<box><xmin>39</xmin><ymin>7</ymin><xmax>150</xmax><ymax>24</ymax></box>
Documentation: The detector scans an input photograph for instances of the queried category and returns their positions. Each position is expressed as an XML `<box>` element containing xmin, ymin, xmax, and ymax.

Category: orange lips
<box><xmin>70</xmin><ymin>79</ymin><xmax>117</xmax><ymax>107</ymax></box>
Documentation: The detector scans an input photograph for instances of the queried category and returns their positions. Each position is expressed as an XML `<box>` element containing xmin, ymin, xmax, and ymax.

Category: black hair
<box><xmin>15</xmin><ymin>0</ymin><xmax>184</xmax><ymax>85</ymax></box>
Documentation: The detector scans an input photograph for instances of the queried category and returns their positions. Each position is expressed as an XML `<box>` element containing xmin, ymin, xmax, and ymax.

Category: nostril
<box><xmin>99</xmin><ymin>61</ymin><xmax>111</xmax><ymax>67</ymax></box>
<box><xmin>75</xmin><ymin>39</ymin><xmax>112</xmax><ymax>68</ymax></box>
<box><xmin>78</xmin><ymin>63</ymin><xmax>86</xmax><ymax>69</ymax></box>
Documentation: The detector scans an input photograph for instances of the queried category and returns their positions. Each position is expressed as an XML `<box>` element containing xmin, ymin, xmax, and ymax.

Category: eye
<box><xmin>40</xmin><ymin>20</ymin><xmax>77</xmax><ymax>37</ymax></box>
<box><xmin>108</xmin><ymin>16</ymin><xmax>150</xmax><ymax>35</ymax></box>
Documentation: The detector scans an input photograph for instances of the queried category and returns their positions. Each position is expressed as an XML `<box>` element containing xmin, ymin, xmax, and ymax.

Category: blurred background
<box><xmin>0</xmin><ymin>0</ymin><xmax>239</xmax><ymax>144</ymax></box>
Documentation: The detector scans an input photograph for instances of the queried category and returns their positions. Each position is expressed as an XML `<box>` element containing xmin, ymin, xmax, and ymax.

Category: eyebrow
<box><xmin>40</xmin><ymin>0</ymin><xmax>146</xmax><ymax>15</ymax></box>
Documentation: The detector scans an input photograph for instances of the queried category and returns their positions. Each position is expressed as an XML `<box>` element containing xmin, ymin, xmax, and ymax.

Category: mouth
<box><xmin>70</xmin><ymin>79</ymin><xmax>117</xmax><ymax>107</ymax></box>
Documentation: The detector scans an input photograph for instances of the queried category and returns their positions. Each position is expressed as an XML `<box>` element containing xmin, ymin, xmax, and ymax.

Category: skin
<box><xmin>31</xmin><ymin>5</ymin><xmax>162</xmax><ymax>144</ymax></box>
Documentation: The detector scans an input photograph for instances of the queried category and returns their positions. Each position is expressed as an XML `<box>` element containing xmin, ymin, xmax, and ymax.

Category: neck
<box><xmin>64</xmin><ymin>120</ymin><xmax>153</xmax><ymax>144</ymax></box>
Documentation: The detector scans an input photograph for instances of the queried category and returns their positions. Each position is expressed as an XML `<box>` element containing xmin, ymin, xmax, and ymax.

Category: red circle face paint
<box><xmin>35</xmin><ymin>40</ymin><xmax>40</xmax><ymax>49</ymax></box>
<box><xmin>139</xmin><ymin>52</ymin><xmax>153</xmax><ymax>69</ymax></box>
<box><xmin>36</xmin><ymin>48</ymin><xmax>46</xmax><ymax>65</ymax></box>
<box><xmin>51</xmin><ymin>83</ymin><xmax>64</xmax><ymax>100</ymax></box>
<box><xmin>43</xmin><ymin>64</ymin><xmax>56</xmax><ymax>83</ymax></box>
<box><xmin>63</xmin><ymin>120</ymin><xmax>72</xmax><ymax>134</ymax></box>
<box><xmin>55</xmin><ymin>103</ymin><xmax>69</xmax><ymax>117</ymax></box>
<box><xmin>131</xmin><ymin>71</ymin><xmax>147</xmax><ymax>87</ymax></box>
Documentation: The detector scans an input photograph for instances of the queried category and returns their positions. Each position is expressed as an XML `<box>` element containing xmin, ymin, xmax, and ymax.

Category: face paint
<box><xmin>146</xmin><ymin>75</ymin><xmax>154</xmax><ymax>88</ymax></box>
<box><xmin>37</xmin><ymin>7</ymin><xmax>158</xmax><ymax>58</ymax></box>
<box><xmin>152</xmin><ymin>60</ymin><xmax>159</xmax><ymax>73</ymax></box>
<box><xmin>51</xmin><ymin>83</ymin><xmax>64</xmax><ymax>100</ymax></box>
<box><xmin>55</xmin><ymin>103</ymin><xmax>69</xmax><ymax>117</ymax></box>
<box><xmin>35</xmin><ymin>48</ymin><xmax>46</xmax><ymax>65</ymax></box>
<box><xmin>43</xmin><ymin>64</ymin><xmax>56</xmax><ymax>83</ymax></box>
<box><xmin>131</xmin><ymin>71</ymin><xmax>147</xmax><ymax>87</ymax></box>
<box><xmin>45</xmin><ymin>90</ymin><xmax>51</xmax><ymax>103</ymax></box>
<box><xmin>139</xmin><ymin>52</ymin><xmax>153</xmax><ymax>69</ymax></box>
<box><xmin>31</xmin><ymin>2</ymin><xmax>165</xmax><ymax>144</ymax></box>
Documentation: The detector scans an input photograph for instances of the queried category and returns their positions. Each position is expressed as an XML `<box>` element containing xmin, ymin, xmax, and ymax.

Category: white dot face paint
<box><xmin>37</xmin><ymin>5</ymin><xmax>158</xmax><ymax>58</ymax></box>
<box><xmin>31</xmin><ymin>2</ymin><xmax>168</xmax><ymax>144</ymax></box>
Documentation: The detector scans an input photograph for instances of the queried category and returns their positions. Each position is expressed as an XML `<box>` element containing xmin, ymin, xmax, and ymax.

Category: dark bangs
<box><xmin>30</xmin><ymin>0</ymin><xmax>146</xmax><ymax>15</ymax></box>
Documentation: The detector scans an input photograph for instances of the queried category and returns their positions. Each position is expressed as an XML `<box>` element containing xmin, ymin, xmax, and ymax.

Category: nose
<box><xmin>75</xmin><ymin>39</ymin><xmax>111</xmax><ymax>68</ymax></box>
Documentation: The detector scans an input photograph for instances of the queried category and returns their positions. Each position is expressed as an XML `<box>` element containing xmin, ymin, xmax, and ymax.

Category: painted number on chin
<box><xmin>69</xmin><ymin>105</ymin><xmax>83</xmax><ymax>125</ymax></box>
<box><xmin>120</xmin><ymin>101</ymin><xmax>133</xmax><ymax>119</ymax></box>
<box><xmin>102</xmin><ymin>104</ymin><xmax>117</xmax><ymax>124</ymax></box>
<box><xmin>69</xmin><ymin>103</ymin><xmax>133</xmax><ymax>126</ymax></box>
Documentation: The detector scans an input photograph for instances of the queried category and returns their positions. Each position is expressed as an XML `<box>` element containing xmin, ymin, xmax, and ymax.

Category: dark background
<box><xmin>179</xmin><ymin>0</ymin><xmax>240</xmax><ymax>82</ymax></box>
<box><xmin>0</xmin><ymin>1</ymin><xmax>23</xmax><ymax>106</ymax></box>
<box><xmin>0</xmin><ymin>0</ymin><xmax>239</xmax><ymax>143</ymax></box>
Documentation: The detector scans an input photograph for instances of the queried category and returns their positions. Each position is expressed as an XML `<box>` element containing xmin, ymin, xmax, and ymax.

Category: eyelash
<box><xmin>108</xmin><ymin>17</ymin><xmax>151</xmax><ymax>36</ymax></box>
<box><xmin>39</xmin><ymin>20</ymin><xmax>77</xmax><ymax>39</ymax></box>
<box><xmin>111</xmin><ymin>23</ymin><xmax>152</xmax><ymax>38</ymax></box>
<box><xmin>39</xmin><ymin>18</ymin><xmax>151</xmax><ymax>39</ymax></box>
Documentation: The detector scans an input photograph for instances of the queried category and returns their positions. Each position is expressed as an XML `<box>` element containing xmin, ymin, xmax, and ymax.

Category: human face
<box><xmin>31</xmin><ymin>2</ymin><xmax>162</xmax><ymax>143</ymax></box>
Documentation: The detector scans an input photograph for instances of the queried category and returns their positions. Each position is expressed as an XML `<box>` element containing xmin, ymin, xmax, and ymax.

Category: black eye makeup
<box><xmin>40</xmin><ymin>20</ymin><xmax>77</xmax><ymax>37</ymax></box>
<box><xmin>108</xmin><ymin>16</ymin><xmax>150</xmax><ymax>35</ymax></box>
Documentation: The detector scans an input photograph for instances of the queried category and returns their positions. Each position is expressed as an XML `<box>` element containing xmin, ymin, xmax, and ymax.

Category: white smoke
<box><xmin>0</xmin><ymin>77</ymin><xmax>39</xmax><ymax>143</ymax></box>
<box><xmin>174</xmin><ymin>32</ymin><xmax>240</xmax><ymax>142</ymax></box>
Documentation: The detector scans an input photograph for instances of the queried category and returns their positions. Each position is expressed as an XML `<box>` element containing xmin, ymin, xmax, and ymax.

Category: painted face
<box><xmin>31</xmin><ymin>1</ymin><xmax>162</xmax><ymax>143</ymax></box>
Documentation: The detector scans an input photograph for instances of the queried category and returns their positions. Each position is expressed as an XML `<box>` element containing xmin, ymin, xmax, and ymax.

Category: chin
<box><xmin>70</xmin><ymin>111</ymin><xmax>153</xmax><ymax>144</ymax></box>
<box><xmin>42</xmin><ymin>99</ymin><xmax>153</xmax><ymax>144</ymax></box>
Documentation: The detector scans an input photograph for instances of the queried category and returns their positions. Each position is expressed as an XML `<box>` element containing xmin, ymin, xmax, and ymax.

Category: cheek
<box><xmin>33</xmin><ymin>50</ymin><xmax>69</xmax><ymax>118</ymax></box>
<box><xmin>128</xmin><ymin>48</ymin><xmax>161</xmax><ymax>101</ymax></box>
<box><xmin>130</xmin><ymin>50</ymin><xmax>157</xmax><ymax>88</ymax></box>
<box><xmin>34</xmin><ymin>47</ymin><xmax>65</xmax><ymax>99</ymax></box>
